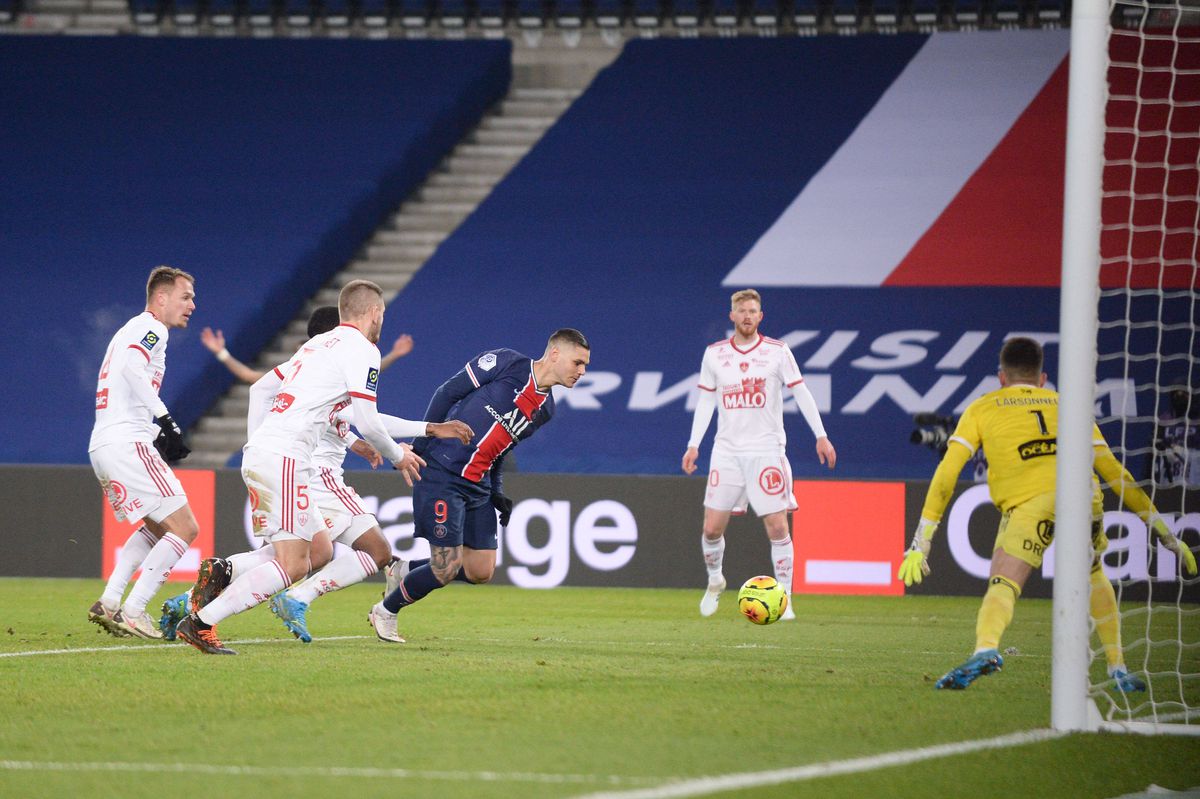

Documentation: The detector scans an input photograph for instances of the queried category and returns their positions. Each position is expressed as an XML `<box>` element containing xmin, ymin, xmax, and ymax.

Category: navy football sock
<box><xmin>382</xmin><ymin>563</ymin><xmax>445</xmax><ymax>613</ymax></box>
<box><xmin>408</xmin><ymin>558</ymin><xmax>474</xmax><ymax>584</ymax></box>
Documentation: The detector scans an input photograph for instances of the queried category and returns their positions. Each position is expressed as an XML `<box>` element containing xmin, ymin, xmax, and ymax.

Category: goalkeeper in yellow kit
<box><xmin>899</xmin><ymin>337</ymin><xmax>1197</xmax><ymax>690</ymax></box>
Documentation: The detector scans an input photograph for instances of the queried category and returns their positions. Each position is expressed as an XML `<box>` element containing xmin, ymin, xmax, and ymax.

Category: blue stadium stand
<box><xmin>0</xmin><ymin>37</ymin><xmax>512</xmax><ymax>466</ymax></box>
<box><xmin>1035</xmin><ymin>0</ymin><xmax>1064</xmax><ymax>26</ymax></box>
<box><xmin>517</xmin><ymin>0</ymin><xmax>547</xmax><ymax>29</ymax></box>
<box><xmin>952</xmin><ymin>0</ymin><xmax>980</xmax><ymax>28</ymax></box>
<box><xmin>208</xmin><ymin>0</ymin><xmax>239</xmax><ymax>27</ymax></box>
<box><xmin>398</xmin><ymin>0</ymin><xmax>432</xmax><ymax>30</ymax></box>
<box><xmin>632</xmin><ymin>0</ymin><xmax>664</xmax><ymax>34</ymax></box>
<box><xmin>749</xmin><ymin>0</ymin><xmax>781</xmax><ymax>34</ymax></box>
<box><xmin>128</xmin><ymin>0</ymin><xmax>163</xmax><ymax>24</ymax></box>
<box><xmin>671</xmin><ymin>0</ymin><xmax>700</xmax><ymax>34</ymax></box>
<box><xmin>321</xmin><ymin>0</ymin><xmax>353</xmax><ymax>27</ymax></box>
<box><xmin>438</xmin><ymin>0</ymin><xmax>471</xmax><ymax>30</ymax></box>
<box><xmin>0</xmin><ymin>0</ymin><xmax>17</xmax><ymax>24</ymax></box>
<box><xmin>792</xmin><ymin>0</ymin><xmax>820</xmax><ymax>34</ymax></box>
<box><xmin>710</xmin><ymin>0</ymin><xmax>739</xmax><ymax>33</ymax></box>
<box><xmin>171</xmin><ymin>0</ymin><xmax>200</xmax><ymax>25</ymax></box>
<box><xmin>245</xmin><ymin>0</ymin><xmax>276</xmax><ymax>28</ymax></box>
<box><xmin>283</xmin><ymin>0</ymin><xmax>315</xmax><ymax>27</ymax></box>
<box><xmin>477</xmin><ymin>0</ymin><xmax>507</xmax><ymax>29</ymax></box>
<box><xmin>872</xmin><ymin>0</ymin><xmax>899</xmax><ymax>31</ymax></box>
<box><xmin>556</xmin><ymin>0</ymin><xmax>585</xmax><ymax>28</ymax></box>
<box><xmin>910</xmin><ymin>0</ymin><xmax>940</xmax><ymax>31</ymax></box>
<box><xmin>359</xmin><ymin>0</ymin><xmax>391</xmax><ymax>26</ymax></box>
<box><xmin>992</xmin><ymin>0</ymin><xmax>1022</xmax><ymax>27</ymax></box>
<box><xmin>592</xmin><ymin>0</ymin><xmax>624</xmax><ymax>29</ymax></box>
<box><xmin>831</xmin><ymin>0</ymin><xmax>859</xmax><ymax>32</ymax></box>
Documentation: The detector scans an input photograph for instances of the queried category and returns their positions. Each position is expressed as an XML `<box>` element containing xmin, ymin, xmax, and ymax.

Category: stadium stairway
<box><xmin>184</xmin><ymin>83</ymin><xmax>583</xmax><ymax>468</ymax></box>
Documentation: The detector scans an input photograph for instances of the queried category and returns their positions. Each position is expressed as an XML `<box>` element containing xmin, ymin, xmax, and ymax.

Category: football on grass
<box><xmin>737</xmin><ymin>576</ymin><xmax>788</xmax><ymax>625</ymax></box>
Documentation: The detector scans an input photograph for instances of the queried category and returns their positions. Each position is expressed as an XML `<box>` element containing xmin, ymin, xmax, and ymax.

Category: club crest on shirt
<box><xmin>477</xmin><ymin>353</ymin><xmax>498</xmax><ymax>371</ymax></box>
<box><xmin>139</xmin><ymin>331</ymin><xmax>159</xmax><ymax>350</ymax></box>
<box><xmin>365</xmin><ymin>367</ymin><xmax>379</xmax><ymax>392</ymax></box>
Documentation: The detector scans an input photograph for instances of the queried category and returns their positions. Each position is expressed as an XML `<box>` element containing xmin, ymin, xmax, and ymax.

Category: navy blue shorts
<box><xmin>412</xmin><ymin>463</ymin><xmax>497</xmax><ymax>551</ymax></box>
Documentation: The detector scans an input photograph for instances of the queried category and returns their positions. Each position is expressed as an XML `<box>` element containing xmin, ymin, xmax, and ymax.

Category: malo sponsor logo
<box><xmin>721</xmin><ymin>377</ymin><xmax>767</xmax><ymax>410</ymax></box>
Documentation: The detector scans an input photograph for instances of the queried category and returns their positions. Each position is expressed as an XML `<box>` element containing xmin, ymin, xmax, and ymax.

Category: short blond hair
<box><xmin>338</xmin><ymin>279</ymin><xmax>384</xmax><ymax>319</ymax></box>
<box><xmin>730</xmin><ymin>288</ymin><xmax>761</xmax><ymax>310</ymax></box>
<box><xmin>146</xmin><ymin>266</ymin><xmax>195</xmax><ymax>305</ymax></box>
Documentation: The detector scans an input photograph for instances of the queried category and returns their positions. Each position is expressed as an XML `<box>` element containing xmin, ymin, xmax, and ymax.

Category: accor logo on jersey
<box><xmin>721</xmin><ymin>377</ymin><xmax>767</xmax><ymax>410</ymax></box>
<box><xmin>271</xmin><ymin>393</ymin><xmax>295</xmax><ymax>414</ymax></box>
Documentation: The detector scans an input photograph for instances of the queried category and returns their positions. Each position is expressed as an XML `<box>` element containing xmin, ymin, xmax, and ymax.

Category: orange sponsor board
<box><xmin>790</xmin><ymin>480</ymin><xmax>905</xmax><ymax>596</ymax></box>
<box><xmin>101</xmin><ymin>469</ymin><xmax>215</xmax><ymax>583</ymax></box>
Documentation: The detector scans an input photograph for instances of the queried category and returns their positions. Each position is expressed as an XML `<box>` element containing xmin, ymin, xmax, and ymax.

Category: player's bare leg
<box><xmin>763</xmin><ymin>511</ymin><xmax>795</xmax><ymax>621</ymax></box>
<box><xmin>700</xmin><ymin>508</ymin><xmax>732</xmax><ymax>617</ymax></box>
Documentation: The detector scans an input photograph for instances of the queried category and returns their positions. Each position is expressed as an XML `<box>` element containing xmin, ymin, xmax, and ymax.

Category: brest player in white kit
<box><xmin>157</xmin><ymin>307</ymin><xmax>471</xmax><ymax>644</ymax></box>
<box><xmin>88</xmin><ymin>266</ymin><xmax>200</xmax><ymax>640</ymax></box>
<box><xmin>681</xmin><ymin>289</ymin><xmax>837</xmax><ymax>619</ymax></box>
<box><xmin>174</xmin><ymin>280</ymin><xmax>425</xmax><ymax>654</ymax></box>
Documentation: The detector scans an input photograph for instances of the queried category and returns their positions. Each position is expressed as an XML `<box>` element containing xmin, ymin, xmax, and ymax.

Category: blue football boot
<box><xmin>269</xmin><ymin>592</ymin><xmax>312</xmax><ymax>643</ymax></box>
<box><xmin>159</xmin><ymin>592</ymin><xmax>190</xmax><ymax>641</ymax></box>
<box><xmin>935</xmin><ymin>649</ymin><xmax>1004</xmax><ymax>690</ymax></box>
<box><xmin>1111</xmin><ymin>668</ymin><xmax>1147</xmax><ymax>693</ymax></box>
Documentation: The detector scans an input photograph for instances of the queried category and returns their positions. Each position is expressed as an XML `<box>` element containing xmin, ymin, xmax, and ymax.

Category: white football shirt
<box><xmin>698</xmin><ymin>334</ymin><xmax>805</xmax><ymax>456</ymax></box>
<box><xmin>248</xmin><ymin>324</ymin><xmax>384</xmax><ymax>462</ymax></box>
<box><xmin>89</xmin><ymin>312</ymin><xmax>170</xmax><ymax>451</ymax></box>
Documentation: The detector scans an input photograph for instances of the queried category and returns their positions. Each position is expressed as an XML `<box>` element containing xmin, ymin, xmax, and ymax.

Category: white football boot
<box><xmin>699</xmin><ymin>576</ymin><xmax>726</xmax><ymax>617</ymax></box>
<box><xmin>368</xmin><ymin>602</ymin><xmax>406</xmax><ymax>643</ymax></box>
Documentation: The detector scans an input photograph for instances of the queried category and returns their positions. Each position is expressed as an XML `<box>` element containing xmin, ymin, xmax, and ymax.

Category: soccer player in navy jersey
<box><xmin>368</xmin><ymin>328</ymin><xmax>590</xmax><ymax>642</ymax></box>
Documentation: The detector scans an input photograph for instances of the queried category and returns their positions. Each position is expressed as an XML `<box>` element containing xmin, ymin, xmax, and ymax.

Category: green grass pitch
<box><xmin>1</xmin><ymin>577</ymin><xmax>1196</xmax><ymax>798</ymax></box>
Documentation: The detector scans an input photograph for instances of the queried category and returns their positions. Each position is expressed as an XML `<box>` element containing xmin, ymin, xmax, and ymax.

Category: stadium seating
<box><xmin>0</xmin><ymin>37</ymin><xmax>511</xmax><ymax>466</ymax></box>
<box><xmin>0</xmin><ymin>0</ymin><xmax>17</xmax><ymax>24</ymax></box>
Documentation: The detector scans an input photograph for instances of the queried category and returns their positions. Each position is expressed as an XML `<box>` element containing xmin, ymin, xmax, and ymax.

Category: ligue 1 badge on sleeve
<box><xmin>478</xmin><ymin>353</ymin><xmax>497</xmax><ymax>371</ymax></box>
<box><xmin>365</xmin><ymin>367</ymin><xmax>380</xmax><ymax>392</ymax></box>
<box><xmin>140</xmin><ymin>331</ymin><xmax>159</xmax><ymax>350</ymax></box>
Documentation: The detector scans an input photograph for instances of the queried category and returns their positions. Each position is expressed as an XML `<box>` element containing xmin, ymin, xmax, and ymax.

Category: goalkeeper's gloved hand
<box><xmin>490</xmin><ymin>491</ymin><xmax>513</xmax><ymax>527</ymax></box>
<box><xmin>153</xmin><ymin>414</ymin><xmax>190</xmax><ymax>462</ymax></box>
<box><xmin>1150</xmin><ymin>516</ymin><xmax>1197</xmax><ymax>577</ymax></box>
<box><xmin>898</xmin><ymin>518</ymin><xmax>938</xmax><ymax>587</ymax></box>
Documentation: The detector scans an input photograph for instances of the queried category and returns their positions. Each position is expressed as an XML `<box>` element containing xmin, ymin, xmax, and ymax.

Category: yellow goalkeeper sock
<box><xmin>1090</xmin><ymin>566</ymin><xmax>1124</xmax><ymax>670</ymax></box>
<box><xmin>975</xmin><ymin>575</ymin><xmax>1021</xmax><ymax>653</ymax></box>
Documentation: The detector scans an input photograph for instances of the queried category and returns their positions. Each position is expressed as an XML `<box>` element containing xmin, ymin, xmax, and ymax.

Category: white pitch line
<box><xmin>0</xmin><ymin>635</ymin><xmax>371</xmax><ymax>658</ymax></box>
<box><xmin>0</xmin><ymin>759</ymin><xmax>657</xmax><ymax>786</ymax></box>
<box><xmin>568</xmin><ymin>729</ymin><xmax>1068</xmax><ymax>799</ymax></box>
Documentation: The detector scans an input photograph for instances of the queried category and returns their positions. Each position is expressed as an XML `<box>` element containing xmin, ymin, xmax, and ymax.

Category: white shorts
<box><xmin>704</xmin><ymin>451</ymin><xmax>797</xmax><ymax>517</ymax></box>
<box><xmin>312</xmin><ymin>466</ymin><xmax>379</xmax><ymax>546</ymax></box>
<box><xmin>90</xmin><ymin>441</ymin><xmax>188</xmax><ymax>525</ymax></box>
<box><xmin>241</xmin><ymin>447</ymin><xmax>323</xmax><ymax>543</ymax></box>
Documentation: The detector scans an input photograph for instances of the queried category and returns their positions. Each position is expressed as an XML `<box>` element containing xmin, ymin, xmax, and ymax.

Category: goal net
<box><xmin>1057</xmin><ymin>0</ymin><xmax>1199</xmax><ymax>734</ymax></box>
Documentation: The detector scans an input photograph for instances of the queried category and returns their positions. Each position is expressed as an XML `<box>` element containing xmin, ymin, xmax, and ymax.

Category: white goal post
<box><xmin>1055</xmin><ymin>0</ymin><xmax>1200</xmax><ymax>734</ymax></box>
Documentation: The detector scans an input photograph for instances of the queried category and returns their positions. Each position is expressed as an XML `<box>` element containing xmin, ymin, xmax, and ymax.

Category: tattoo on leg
<box><xmin>430</xmin><ymin>545</ymin><xmax>462</xmax><ymax>585</ymax></box>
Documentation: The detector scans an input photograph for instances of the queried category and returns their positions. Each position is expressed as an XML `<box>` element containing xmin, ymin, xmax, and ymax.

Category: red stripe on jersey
<box><xmin>514</xmin><ymin>374</ymin><xmax>550</xmax><ymax>420</ymax></box>
<box><xmin>786</xmin><ymin>378</ymin><xmax>804</xmax><ymax>387</ymax></box>
<box><xmin>273</xmin><ymin>366</ymin><xmax>285</xmax><ymax>379</ymax></box>
<box><xmin>465</xmin><ymin>363</ymin><xmax>480</xmax><ymax>388</ymax></box>
<box><xmin>135</xmin><ymin>443</ymin><xmax>173</xmax><ymax>497</ymax></box>
<box><xmin>348</xmin><ymin>392</ymin><xmax>376</xmax><ymax>402</ymax></box>
<box><xmin>128</xmin><ymin>345</ymin><xmax>151</xmax><ymax>362</ymax></box>
<box><xmin>729</xmin><ymin>335</ymin><xmax>764</xmax><ymax>355</ymax></box>
<box><xmin>462</xmin><ymin>421</ymin><xmax>514</xmax><ymax>482</ymax></box>
<box><xmin>698</xmin><ymin>384</ymin><xmax>716</xmax><ymax>392</ymax></box>
<box><xmin>282</xmin><ymin>457</ymin><xmax>294</xmax><ymax>533</ymax></box>
<box><xmin>321</xmin><ymin>467</ymin><xmax>364</xmax><ymax>515</ymax></box>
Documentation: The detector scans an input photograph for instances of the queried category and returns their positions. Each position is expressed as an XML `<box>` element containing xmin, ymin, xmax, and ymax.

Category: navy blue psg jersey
<box><xmin>419</xmin><ymin>348</ymin><xmax>554</xmax><ymax>484</ymax></box>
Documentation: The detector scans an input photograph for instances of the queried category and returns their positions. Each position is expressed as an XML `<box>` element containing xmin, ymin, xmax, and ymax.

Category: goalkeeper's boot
<box><xmin>191</xmin><ymin>557</ymin><xmax>232</xmax><ymax>614</ymax></box>
<box><xmin>88</xmin><ymin>599</ymin><xmax>131</xmax><ymax>638</ymax></box>
<box><xmin>935</xmin><ymin>649</ymin><xmax>1003</xmax><ymax>690</ymax></box>
<box><xmin>780</xmin><ymin>596</ymin><xmax>796</xmax><ymax>621</ymax></box>
<box><xmin>383</xmin><ymin>556</ymin><xmax>408</xmax><ymax>599</ymax></box>
<box><xmin>269</xmin><ymin>592</ymin><xmax>312</xmax><ymax>643</ymax></box>
<box><xmin>113</xmin><ymin>606</ymin><xmax>165</xmax><ymax>640</ymax></box>
<box><xmin>1111</xmin><ymin>668</ymin><xmax>1147</xmax><ymax>693</ymax></box>
<box><xmin>175</xmin><ymin>615</ymin><xmax>236</xmax><ymax>655</ymax></box>
<box><xmin>699</xmin><ymin>576</ymin><xmax>726</xmax><ymax>618</ymax></box>
<box><xmin>368</xmin><ymin>602</ymin><xmax>406</xmax><ymax>643</ymax></box>
<box><xmin>159</xmin><ymin>592</ymin><xmax>190</xmax><ymax>641</ymax></box>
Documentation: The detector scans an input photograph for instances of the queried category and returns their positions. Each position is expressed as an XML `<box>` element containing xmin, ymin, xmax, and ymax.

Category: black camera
<box><xmin>910</xmin><ymin>413</ymin><xmax>957</xmax><ymax>454</ymax></box>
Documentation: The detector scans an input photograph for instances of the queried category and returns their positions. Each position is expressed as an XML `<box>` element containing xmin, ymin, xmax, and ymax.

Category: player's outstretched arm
<box><xmin>379</xmin><ymin>334</ymin><xmax>414</xmax><ymax>372</ymax></box>
<box><xmin>202</xmin><ymin>326</ymin><xmax>264</xmax><ymax>384</ymax></box>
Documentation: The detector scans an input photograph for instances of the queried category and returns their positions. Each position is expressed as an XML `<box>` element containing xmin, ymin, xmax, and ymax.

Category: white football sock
<box><xmin>289</xmin><ymin>550</ymin><xmax>378</xmax><ymax>604</ymax></box>
<box><xmin>101</xmin><ymin>525</ymin><xmax>157</xmax><ymax>608</ymax></box>
<box><xmin>771</xmin><ymin>536</ymin><xmax>794</xmax><ymax>594</ymax></box>
<box><xmin>123</xmin><ymin>532</ymin><xmax>188</xmax><ymax>615</ymax></box>
<box><xmin>198</xmin><ymin>560</ymin><xmax>290</xmax><ymax>626</ymax></box>
<box><xmin>701</xmin><ymin>535</ymin><xmax>725</xmax><ymax>583</ymax></box>
<box><xmin>228</xmin><ymin>545</ymin><xmax>276</xmax><ymax>580</ymax></box>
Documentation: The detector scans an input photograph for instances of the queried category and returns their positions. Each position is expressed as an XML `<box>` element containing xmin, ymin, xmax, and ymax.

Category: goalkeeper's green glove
<box><xmin>1150</xmin><ymin>515</ymin><xmax>1197</xmax><ymax>577</ymax></box>
<box><xmin>898</xmin><ymin>518</ymin><xmax>938</xmax><ymax>587</ymax></box>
